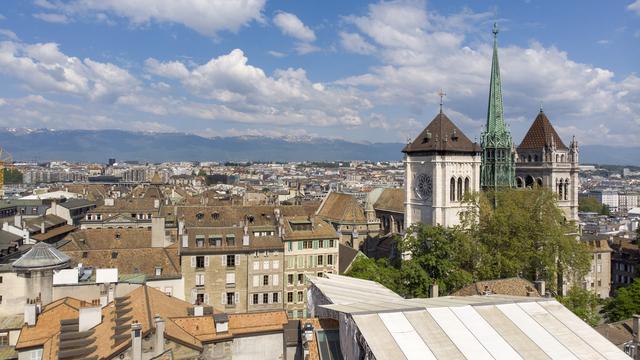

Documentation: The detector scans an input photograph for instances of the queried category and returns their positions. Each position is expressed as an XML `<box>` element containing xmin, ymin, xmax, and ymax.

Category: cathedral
<box><xmin>404</xmin><ymin>24</ymin><xmax>579</xmax><ymax>229</ymax></box>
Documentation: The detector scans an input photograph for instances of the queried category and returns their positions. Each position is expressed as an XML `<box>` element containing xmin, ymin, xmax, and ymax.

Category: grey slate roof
<box><xmin>59</xmin><ymin>198</ymin><xmax>95</xmax><ymax>210</ymax></box>
<box><xmin>12</xmin><ymin>242</ymin><xmax>70</xmax><ymax>270</ymax></box>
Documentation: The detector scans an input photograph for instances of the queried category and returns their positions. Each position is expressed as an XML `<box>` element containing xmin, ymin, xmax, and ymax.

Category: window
<box><xmin>287</xmin><ymin>242</ymin><xmax>293</xmax><ymax>252</ymax></box>
<box><xmin>253</xmin><ymin>261</ymin><xmax>260</xmax><ymax>270</ymax></box>
<box><xmin>287</xmin><ymin>292</ymin><xmax>293</xmax><ymax>303</ymax></box>
<box><xmin>196</xmin><ymin>236</ymin><xmax>205</xmax><ymax>248</ymax></box>
<box><xmin>317</xmin><ymin>272</ymin><xmax>323</xmax><ymax>277</ymax></box>
<box><xmin>450</xmin><ymin>177</ymin><xmax>456</xmax><ymax>201</ymax></box>
<box><xmin>263</xmin><ymin>260</ymin><xmax>270</xmax><ymax>270</ymax></box>
<box><xmin>212</xmin><ymin>212</ymin><xmax>220</xmax><ymax>220</ymax></box>
<box><xmin>226</xmin><ymin>255</ymin><xmax>236</xmax><ymax>268</ymax></box>
<box><xmin>288</xmin><ymin>274</ymin><xmax>294</xmax><ymax>285</ymax></box>
<box><xmin>329</xmin><ymin>239</ymin><xmax>335</xmax><ymax>248</ymax></box>
<box><xmin>155</xmin><ymin>267</ymin><xmax>162</xmax><ymax>276</ymax></box>
<box><xmin>273</xmin><ymin>292</ymin><xmax>279</xmax><ymax>303</ymax></box>
<box><xmin>317</xmin><ymin>255</ymin><xmax>324</xmax><ymax>266</ymax></box>
<box><xmin>0</xmin><ymin>276</ymin><xmax>2</xmax><ymax>283</ymax></box>
<box><xmin>263</xmin><ymin>293</ymin><xmax>269</xmax><ymax>304</ymax></box>
<box><xmin>598</xmin><ymin>280</ymin><xmax>602</xmax><ymax>287</ymax></box>
<box><xmin>209</xmin><ymin>236</ymin><xmax>221</xmax><ymax>247</ymax></box>
<box><xmin>298</xmin><ymin>274</ymin><xmax>304</xmax><ymax>285</ymax></box>
<box><xmin>111</xmin><ymin>251</ymin><xmax>118</xmax><ymax>259</ymax></box>
<box><xmin>327</xmin><ymin>254</ymin><xmax>334</xmax><ymax>265</ymax></box>
<box><xmin>82</xmin><ymin>252</ymin><xmax>88</xmax><ymax>258</ymax></box>
<box><xmin>464</xmin><ymin>177</ymin><xmax>470</xmax><ymax>195</ymax></box>
<box><xmin>226</xmin><ymin>272</ymin><xmax>236</xmax><ymax>286</ymax></box>
<box><xmin>273</xmin><ymin>260</ymin><xmax>280</xmax><ymax>269</ymax></box>
<box><xmin>457</xmin><ymin>178</ymin><xmax>463</xmax><ymax>200</ymax></box>
<box><xmin>196</xmin><ymin>212</ymin><xmax>204</xmax><ymax>220</ymax></box>
<box><xmin>226</xmin><ymin>235</ymin><xmax>235</xmax><ymax>246</ymax></box>
<box><xmin>253</xmin><ymin>293</ymin><xmax>259</xmax><ymax>305</ymax></box>
<box><xmin>0</xmin><ymin>332</ymin><xmax>8</xmax><ymax>346</ymax></box>
<box><xmin>287</xmin><ymin>257</ymin><xmax>294</xmax><ymax>269</ymax></box>
<box><xmin>597</xmin><ymin>254</ymin><xmax>601</xmax><ymax>260</ymax></box>
<box><xmin>226</xmin><ymin>292</ymin><xmax>235</xmax><ymax>305</ymax></box>
<box><xmin>196</xmin><ymin>256</ymin><xmax>205</xmax><ymax>268</ymax></box>
<box><xmin>195</xmin><ymin>274</ymin><xmax>205</xmax><ymax>286</ymax></box>
<box><xmin>273</xmin><ymin>274</ymin><xmax>279</xmax><ymax>286</ymax></box>
<box><xmin>297</xmin><ymin>256</ymin><xmax>304</xmax><ymax>268</ymax></box>
<box><xmin>263</xmin><ymin>275</ymin><xmax>269</xmax><ymax>286</ymax></box>
<box><xmin>0</xmin><ymin>296</ymin><xmax>2</xmax><ymax>304</ymax></box>
<box><xmin>297</xmin><ymin>291</ymin><xmax>303</xmax><ymax>302</ymax></box>
<box><xmin>164</xmin><ymin>287</ymin><xmax>173</xmax><ymax>296</ymax></box>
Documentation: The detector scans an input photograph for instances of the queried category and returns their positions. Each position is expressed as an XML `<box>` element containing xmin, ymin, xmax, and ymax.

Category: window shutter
<box><xmin>235</xmin><ymin>255</ymin><xmax>239</xmax><ymax>265</ymax></box>
<box><xmin>204</xmin><ymin>256</ymin><xmax>209</xmax><ymax>267</ymax></box>
<box><xmin>313</xmin><ymin>240</ymin><xmax>318</xmax><ymax>249</ymax></box>
<box><xmin>190</xmin><ymin>256</ymin><xmax>195</xmax><ymax>268</ymax></box>
<box><xmin>253</xmin><ymin>261</ymin><xmax>259</xmax><ymax>270</ymax></box>
<box><xmin>273</xmin><ymin>274</ymin><xmax>279</xmax><ymax>286</ymax></box>
<box><xmin>234</xmin><ymin>292</ymin><xmax>239</xmax><ymax>305</ymax></box>
<box><xmin>221</xmin><ymin>255</ymin><xmax>226</xmax><ymax>265</ymax></box>
<box><xmin>253</xmin><ymin>275</ymin><xmax>259</xmax><ymax>287</ymax></box>
<box><xmin>268</xmin><ymin>294</ymin><xmax>272</xmax><ymax>304</ymax></box>
<box><xmin>297</xmin><ymin>241</ymin><xmax>302</xmax><ymax>250</ymax></box>
<box><xmin>190</xmin><ymin>289</ymin><xmax>196</xmax><ymax>304</ymax></box>
<box><xmin>323</xmin><ymin>240</ymin><xmax>329</xmax><ymax>248</ymax></box>
<box><xmin>221</xmin><ymin>293</ymin><xmax>226</xmax><ymax>305</ymax></box>
<box><xmin>273</xmin><ymin>260</ymin><xmax>279</xmax><ymax>269</ymax></box>
<box><xmin>204</xmin><ymin>294</ymin><xmax>209</xmax><ymax>305</ymax></box>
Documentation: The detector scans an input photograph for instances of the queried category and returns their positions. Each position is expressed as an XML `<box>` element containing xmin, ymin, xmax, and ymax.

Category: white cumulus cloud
<box><xmin>273</xmin><ymin>11</ymin><xmax>316</xmax><ymax>42</ymax></box>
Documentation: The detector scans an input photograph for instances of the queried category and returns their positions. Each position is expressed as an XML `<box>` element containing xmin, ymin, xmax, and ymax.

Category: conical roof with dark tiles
<box><xmin>403</xmin><ymin>112</ymin><xmax>481</xmax><ymax>154</ymax></box>
<box><xmin>518</xmin><ymin>111</ymin><xmax>567</xmax><ymax>150</ymax></box>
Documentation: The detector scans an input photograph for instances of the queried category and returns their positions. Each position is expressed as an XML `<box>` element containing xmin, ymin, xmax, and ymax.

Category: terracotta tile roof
<box><xmin>583</xmin><ymin>238</ymin><xmax>613</xmax><ymax>253</ymax></box>
<box><xmin>373</xmin><ymin>188</ymin><xmax>404</xmax><ymax>214</ymax></box>
<box><xmin>338</xmin><ymin>244</ymin><xmax>360</xmax><ymax>274</ymax></box>
<box><xmin>90</xmin><ymin>198</ymin><xmax>159</xmax><ymax>213</ymax></box>
<box><xmin>62</xmin><ymin>228</ymin><xmax>152</xmax><ymax>250</ymax></box>
<box><xmin>452</xmin><ymin>277</ymin><xmax>540</xmax><ymax>297</ymax></box>
<box><xmin>182</xmin><ymin>226</ymin><xmax>284</xmax><ymax>253</ymax></box>
<box><xmin>15</xmin><ymin>298</ymin><xmax>82</xmax><ymax>350</ymax></box>
<box><xmin>63</xmin><ymin>247</ymin><xmax>181</xmax><ymax>279</ymax></box>
<box><xmin>403</xmin><ymin>112</ymin><xmax>481</xmax><ymax>154</ymax></box>
<box><xmin>316</xmin><ymin>192</ymin><xmax>366</xmax><ymax>223</ymax></box>
<box><xmin>30</xmin><ymin>224</ymin><xmax>76</xmax><ymax>242</ymax></box>
<box><xmin>172</xmin><ymin>311</ymin><xmax>287</xmax><ymax>343</ymax></box>
<box><xmin>517</xmin><ymin>111</ymin><xmax>568</xmax><ymax>150</ymax></box>
<box><xmin>595</xmin><ymin>318</ymin><xmax>634</xmax><ymax>346</ymax></box>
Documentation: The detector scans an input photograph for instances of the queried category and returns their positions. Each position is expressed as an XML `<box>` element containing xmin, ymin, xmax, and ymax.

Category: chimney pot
<box><xmin>429</xmin><ymin>283</ymin><xmax>439</xmax><ymax>298</ymax></box>
<box><xmin>154</xmin><ymin>314</ymin><xmax>165</xmax><ymax>356</ymax></box>
<box><xmin>131</xmin><ymin>321</ymin><xmax>143</xmax><ymax>360</ymax></box>
<box><xmin>634</xmin><ymin>315</ymin><xmax>640</xmax><ymax>344</ymax></box>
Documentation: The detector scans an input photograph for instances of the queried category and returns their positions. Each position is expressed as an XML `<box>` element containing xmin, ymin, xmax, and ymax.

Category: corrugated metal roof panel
<box><xmin>352</xmin><ymin>314</ymin><xmax>406</xmax><ymax>360</ymax></box>
<box><xmin>403</xmin><ymin>310</ymin><xmax>465</xmax><ymax>360</ymax></box>
<box><xmin>378</xmin><ymin>312</ymin><xmax>436</xmax><ymax>360</ymax></box>
<box><xmin>426</xmin><ymin>307</ymin><xmax>493</xmax><ymax>360</ymax></box>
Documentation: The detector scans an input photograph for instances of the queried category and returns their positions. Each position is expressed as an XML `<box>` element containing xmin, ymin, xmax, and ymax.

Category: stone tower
<box><xmin>403</xmin><ymin>110</ymin><xmax>481</xmax><ymax>228</ymax></box>
<box><xmin>480</xmin><ymin>24</ymin><xmax>516</xmax><ymax>190</ymax></box>
<box><xmin>515</xmin><ymin>110</ymin><xmax>580</xmax><ymax>221</ymax></box>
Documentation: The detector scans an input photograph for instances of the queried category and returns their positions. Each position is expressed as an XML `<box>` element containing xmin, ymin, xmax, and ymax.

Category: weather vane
<box><xmin>438</xmin><ymin>88</ymin><xmax>446</xmax><ymax>113</ymax></box>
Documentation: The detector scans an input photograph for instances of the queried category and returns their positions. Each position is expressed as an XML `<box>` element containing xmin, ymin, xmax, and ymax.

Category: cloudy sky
<box><xmin>0</xmin><ymin>0</ymin><xmax>638</xmax><ymax>145</ymax></box>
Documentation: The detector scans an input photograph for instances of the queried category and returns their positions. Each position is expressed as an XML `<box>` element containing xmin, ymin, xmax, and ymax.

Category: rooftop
<box><xmin>12</xmin><ymin>242</ymin><xmax>70</xmax><ymax>270</ymax></box>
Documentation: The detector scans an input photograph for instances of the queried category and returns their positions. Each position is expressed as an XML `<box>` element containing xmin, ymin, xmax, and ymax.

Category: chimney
<box><xmin>534</xmin><ymin>280</ymin><xmax>546</xmax><ymax>297</ymax></box>
<box><xmin>154</xmin><ymin>199</ymin><xmax>160</xmax><ymax>209</ymax></box>
<box><xmin>131</xmin><ymin>321</ymin><xmax>142</xmax><ymax>360</ymax></box>
<box><xmin>193</xmin><ymin>305</ymin><xmax>204</xmax><ymax>316</ymax></box>
<box><xmin>153</xmin><ymin>315</ymin><xmax>165</xmax><ymax>356</ymax></box>
<box><xmin>104</xmin><ymin>198</ymin><xmax>114</xmax><ymax>206</ymax></box>
<box><xmin>429</xmin><ymin>284</ymin><xmax>439</xmax><ymax>298</ymax></box>
<box><xmin>24</xmin><ymin>301</ymin><xmax>37</xmax><ymax>326</ymax></box>
<box><xmin>302</xmin><ymin>322</ymin><xmax>314</xmax><ymax>358</ymax></box>
<box><xmin>14</xmin><ymin>214</ymin><xmax>22</xmax><ymax>228</ymax></box>
<box><xmin>40</xmin><ymin>221</ymin><xmax>46</xmax><ymax>234</ymax></box>
<box><xmin>99</xmin><ymin>291</ymin><xmax>108</xmax><ymax>307</ymax></box>
<box><xmin>178</xmin><ymin>219</ymin><xmax>185</xmax><ymax>236</ymax></box>
<box><xmin>79</xmin><ymin>302</ymin><xmax>102</xmax><ymax>331</ymax></box>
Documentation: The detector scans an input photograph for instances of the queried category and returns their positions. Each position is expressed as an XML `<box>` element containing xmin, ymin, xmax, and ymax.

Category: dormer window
<box><xmin>422</xmin><ymin>130</ymin><xmax>432</xmax><ymax>144</ymax></box>
<box><xmin>247</xmin><ymin>215</ymin><xmax>255</xmax><ymax>224</ymax></box>
<box><xmin>212</xmin><ymin>212</ymin><xmax>220</xmax><ymax>220</ymax></box>
<box><xmin>196</xmin><ymin>212</ymin><xmax>204</xmax><ymax>221</ymax></box>
<box><xmin>451</xmin><ymin>129</ymin><xmax>458</xmax><ymax>141</ymax></box>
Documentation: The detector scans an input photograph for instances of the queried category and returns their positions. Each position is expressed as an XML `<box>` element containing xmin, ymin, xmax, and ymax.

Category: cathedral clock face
<box><xmin>415</xmin><ymin>173</ymin><xmax>433</xmax><ymax>200</ymax></box>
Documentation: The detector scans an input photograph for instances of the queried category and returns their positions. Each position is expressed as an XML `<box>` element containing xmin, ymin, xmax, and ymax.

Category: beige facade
<box><xmin>583</xmin><ymin>239</ymin><xmax>612</xmax><ymax>298</ymax></box>
<box><xmin>282</xmin><ymin>217</ymin><xmax>339</xmax><ymax>318</ymax></box>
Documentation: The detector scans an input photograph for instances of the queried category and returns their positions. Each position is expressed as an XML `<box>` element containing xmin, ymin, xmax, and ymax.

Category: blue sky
<box><xmin>0</xmin><ymin>0</ymin><xmax>638</xmax><ymax>145</ymax></box>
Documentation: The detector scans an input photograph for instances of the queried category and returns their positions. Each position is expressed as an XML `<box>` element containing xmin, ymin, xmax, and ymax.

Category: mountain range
<box><xmin>0</xmin><ymin>128</ymin><xmax>636</xmax><ymax>165</ymax></box>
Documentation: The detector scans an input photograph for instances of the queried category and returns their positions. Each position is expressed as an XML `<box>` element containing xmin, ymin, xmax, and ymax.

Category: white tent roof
<box><xmin>308</xmin><ymin>274</ymin><xmax>629</xmax><ymax>360</ymax></box>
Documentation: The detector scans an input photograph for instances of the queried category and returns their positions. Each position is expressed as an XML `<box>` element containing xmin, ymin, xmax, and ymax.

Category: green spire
<box><xmin>480</xmin><ymin>23</ymin><xmax>516</xmax><ymax>190</ymax></box>
<box><xmin>486</xmin><ymin>23</ymin><xmax>506</xmax><ymax>134</ymax></box>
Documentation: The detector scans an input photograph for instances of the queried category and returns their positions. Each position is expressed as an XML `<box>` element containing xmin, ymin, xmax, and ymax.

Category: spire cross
<box><xmin>493</xmin><ymin>22</ymin><xmax>499</xmax><ymax>37</ymax></box>
<box><xmin>438</xmin><ymin>88</ymin><xmax>446</xmax><ymax>113</ymax></box>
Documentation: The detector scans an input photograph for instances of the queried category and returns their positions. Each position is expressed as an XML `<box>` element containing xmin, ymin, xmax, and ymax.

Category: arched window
<box><xmin>516</xmin><ymin>177</ymin><xmax>524</xmax><ymax>188</ymax></box>
<box><xmin>558</xmin><ymin>180</ymin><xmax>563</xmax><ymax>199</ymax></box>
<box><xmin>556</xmin><ymin>154</ymin><xmax>559</xmax><ymax>162</ymax></box>
<box><xmin>564</xmin><ymin>179</ymin><xmax>569</xmax><ymax>200</ymax></box>
<box><xmin>536</xmin><ymin>178</ymin><xmax>543</xmax><ymax>187</ymax></box>
<box><xmin>527</xmin><ymin>155</ymin><xmax>532</xmax><ymax>162</ymax></box>
<box><xmin>525</xmin><ymin>175</ymin><xmax>534</xmax><ymax>188</ymax></box>
<box><xmin>534</xmin><ymin>154</ymin><xmax>538</xmax><ymax>162</ymax></box>
<box><xmin>464</xmin><ymin>177</ymin><xmax>470</xmax><ymax>195</ymax></box>
<box><xmin>450</xmin><ymin>177</ymin><xmax>456</xmax><ymax>202</ymax></box>
<box><xmin>561</xmin><ymin>154</ymin><xmax>565</xmax><ymax>162</ymax></box>
<box><xmin>457</xmin><ymin>178</ymin><xmax>463</xmax><ymax>201</ymax></box>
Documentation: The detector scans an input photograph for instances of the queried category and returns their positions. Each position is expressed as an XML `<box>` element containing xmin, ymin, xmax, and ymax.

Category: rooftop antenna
<box><xmin>438</xmin><ymin>88</ymin><xmax>446</xmax><ymax>114</ymax></box>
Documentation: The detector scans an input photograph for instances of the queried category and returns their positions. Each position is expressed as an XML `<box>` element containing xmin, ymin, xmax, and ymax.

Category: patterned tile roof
<box><xmin>518</xmin><ymin>111</ymin><xmax>568</xmax><ymax>150</ymax></box>
<box><xmin>403</xmin><ymin>112</ymin><xmax>481</xmax><ymax>154</ymax></box>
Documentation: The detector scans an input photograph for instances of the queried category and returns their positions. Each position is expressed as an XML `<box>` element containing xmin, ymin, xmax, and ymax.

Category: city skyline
<box><xmin>0</xmin><ymin>0</ymin><xmax>638</xmax><ymax>146</ymax></box>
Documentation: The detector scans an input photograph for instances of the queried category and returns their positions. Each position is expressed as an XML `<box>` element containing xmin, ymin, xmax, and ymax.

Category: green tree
<box><xmin>197</xmin><ymin>169</ymin><xmax>207</xmax><ymax>177</ymax></box>
<box><xmin>579</xmin><ymin>197</ymin><xmax>603</xmax><ymax>213</ymax></box>
<box><xmin>400</xmin><ymin>224</ymin><xmax>473</xmax><ymax>295</ymax></box>
<box><xmin>559</xmin><ymin>286</ymin><xmax>602</xmax><ymax>326</ymax></box>
<box><xmin>345</xmin><ymin>256</ymin><xmax>402</xmax><ymax>294</ymax></box>
<box><xmin>604</xmin><ymin>278</ymin><xmax>640</xmax><ymax>322</ymax></box>
<box><xmin>461</xmin><ymin>187</ymin><xmax>590</xmax><ymax>293</ymax></box>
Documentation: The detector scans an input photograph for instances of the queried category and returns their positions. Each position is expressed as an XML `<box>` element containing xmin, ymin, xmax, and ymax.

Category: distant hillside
<box><xmin>0</xmin><ymin>129</ymin><xmax>636</xmax><ymax>165</ymax></box>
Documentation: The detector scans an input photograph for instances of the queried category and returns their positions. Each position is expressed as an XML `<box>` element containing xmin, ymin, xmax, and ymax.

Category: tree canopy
<box><xmin>348</xmin><ymin>186</ymin><xmax>591</xmax><ymax>298</ymax></box>
<box><xmin>2</xmin><ymin>168</ymin><xmax>22</xmax><ymax>184</ymax></box>
<box><xmin>579</xmin><ymin>196</ymin><xmax>609</xmax><ymax>215</ymax></box>
<box><xmin>559</xmin><ymin>286</ymin><xmax>602</xmax><ymax>326</ymax></box>
<box><xmin>603</xmin><ymin>279</ymin><xmax>640</xmax><ymax>322</ymax></box>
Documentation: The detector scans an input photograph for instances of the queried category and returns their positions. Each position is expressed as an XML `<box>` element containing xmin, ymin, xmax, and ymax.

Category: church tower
<box><xmin>515</xmin><ymin>110</ymin><xmax>580</xmax><ymax>221</ymax></box>
<box><xmin>480</xmin><ymin>24</ymin><xmax>516</xmax><ymax>190</ymax></box>
<box><xmin>403</xmin><ymin>107</ymin><xmax>481</xmax><ymax>228</ymax></box>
